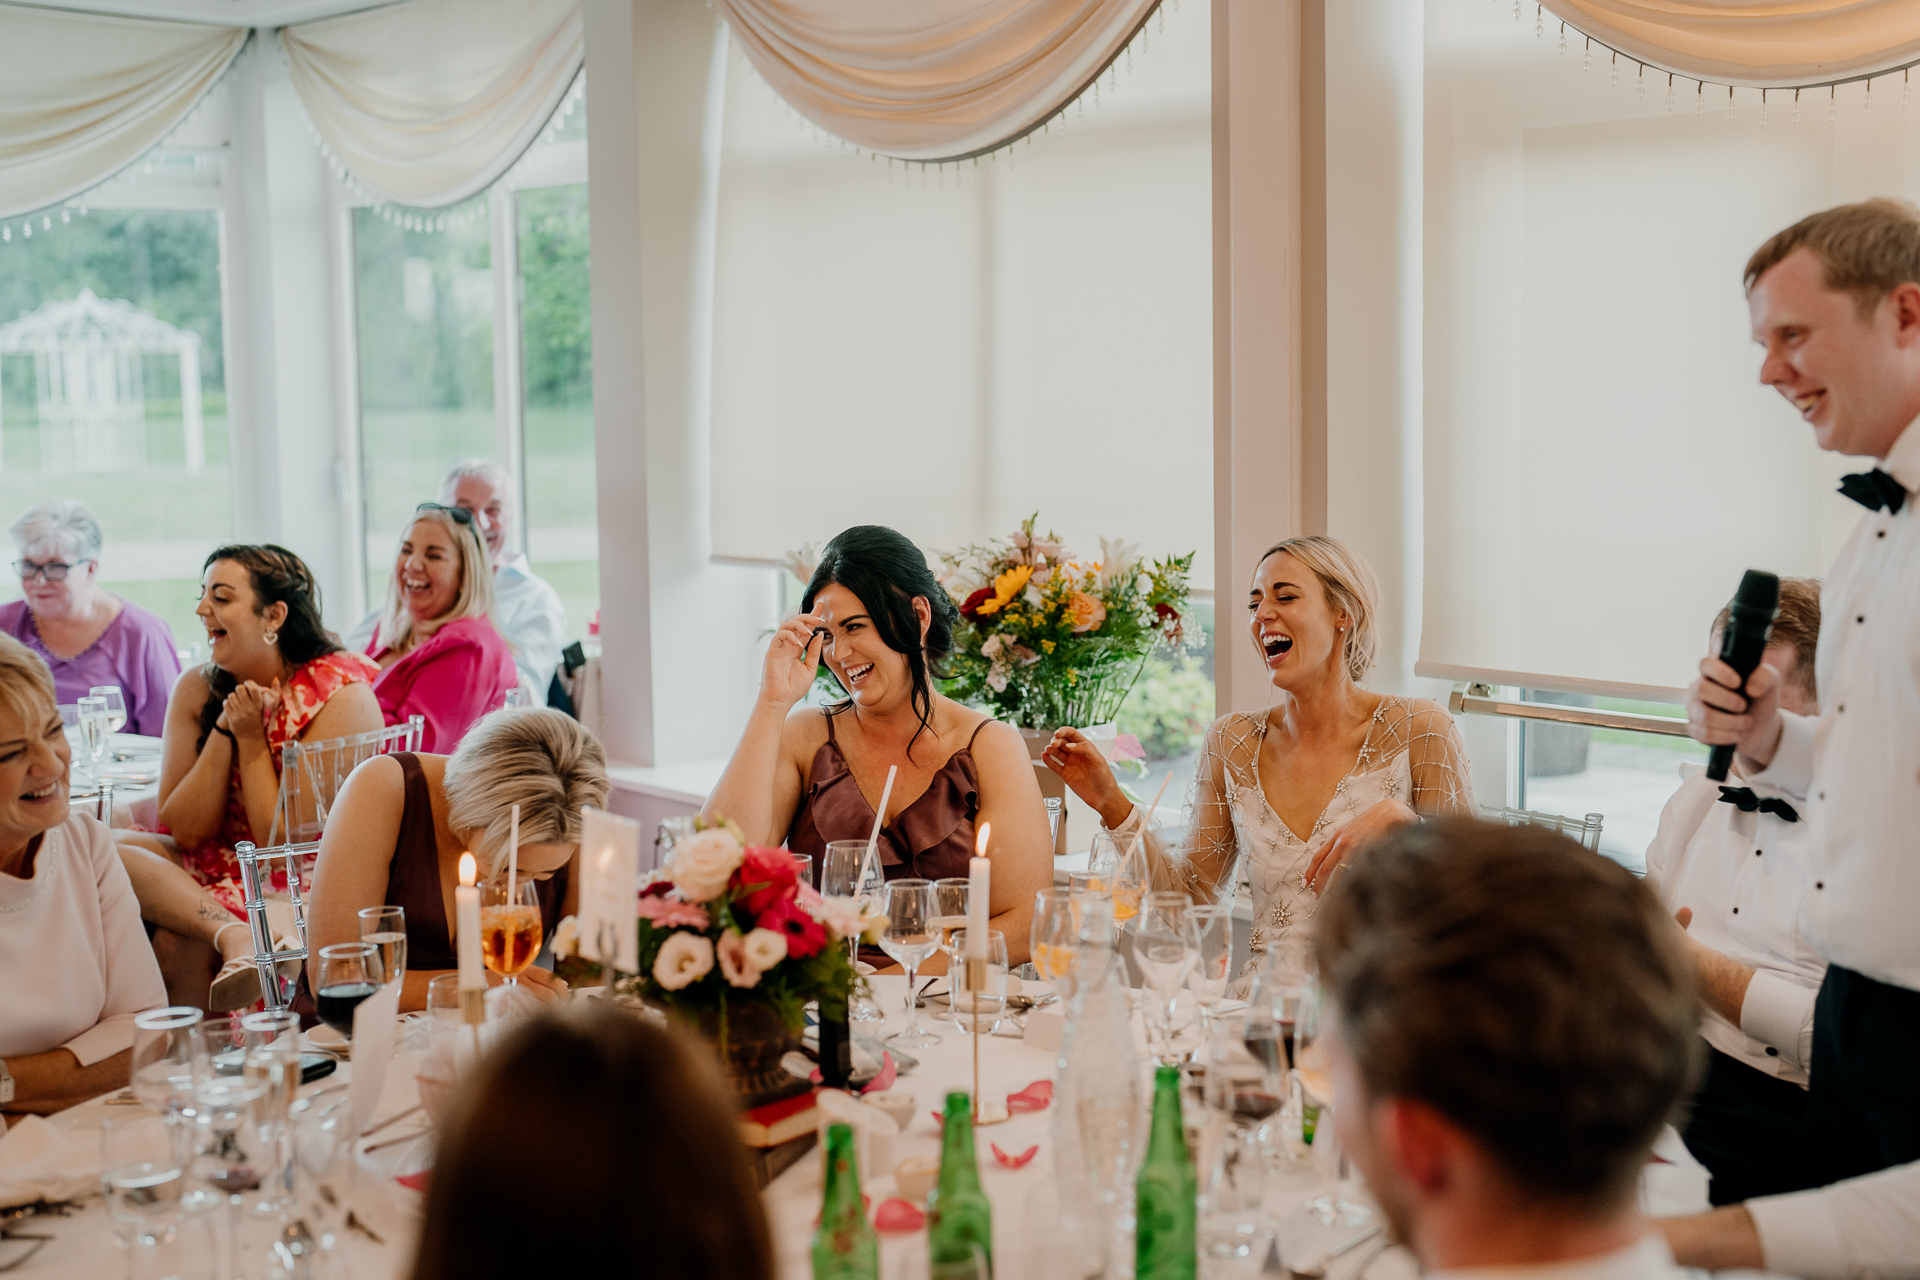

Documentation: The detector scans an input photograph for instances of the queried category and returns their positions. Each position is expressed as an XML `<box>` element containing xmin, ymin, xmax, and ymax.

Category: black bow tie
<box><xmin>1839</xmin><ymin>469</ymin><xmax>1908</xmax><ymax>513</ymax></box>
<box><xmin>1717</xmin><ymin>786</ymin><xmax>1800</xmax><ymax>823</ymax></box>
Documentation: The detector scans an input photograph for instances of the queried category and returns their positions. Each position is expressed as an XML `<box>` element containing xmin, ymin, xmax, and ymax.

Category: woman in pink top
<box><xmin>364</xmin><ymin>504</ymin><xmax>517</xmax><ymax>753</ymax></box>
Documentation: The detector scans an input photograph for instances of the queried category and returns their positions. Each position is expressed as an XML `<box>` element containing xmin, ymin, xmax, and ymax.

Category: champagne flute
<box><xmin>89</xmin><ymin>685</ymin><xmax>128</xmax><ymax>735</ymax></box>
<box><xmin>822</xmin><ymin>840</ymin><xmax>884</xmax><ymax>1022</ymax></box>
<box><xmin>481</xmin><ymin>876</ymin><xmax>543</xmax><ymax>990</ymax></box>
<box><xmin>1029</xmin><ymin>887</ymin><xmax>1080</xmax><ymax>998</ymax></box>
<box><xmin>1136</xmin><ymin>890</ymin><xmax>1198</xmax><ymax>1064</ymax></box>
<box><xmin>1293</xmin><ymin>984</ymin><xmax>1371</xmax><ymax>1228</ymax></box>
<box><xmin>878</xmin><ymin>878</ymin><xmax>941</xmax><ymax>1048</ymax></box>
<box><xmin>1089</xmin><ymin>832</ymin><xmax>1148</xmax><ymax>930</ymax></box>
<box><xmin>77</xmin><ymin>694</ymin><xmax>110</xmax><ymax>787</ymax></box>
<box><xmin>313</xmin><ymin>942</ymin><xmax>385</xmax><ymax>1038</ymax></box>
<box><xmin>1184</xmin><ymin>902</ymin><xmax>1234</xmax><ymax>1038</ymax></box>
<box><xmin>358</xmin><ymin>905</ymin><xmax>408</xmax><ymax>989</ymax></box>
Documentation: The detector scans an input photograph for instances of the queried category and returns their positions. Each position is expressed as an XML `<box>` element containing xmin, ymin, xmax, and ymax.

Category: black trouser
<box><xmin>1807</xmin><ymin>965</ymin><xmax>1920</xmax><ymax>1183</ymax></box>
<box><xmin>1680</xmin><ymin>1042</ymin><xmax>1820</xmax><ymax>1205</ymax></box>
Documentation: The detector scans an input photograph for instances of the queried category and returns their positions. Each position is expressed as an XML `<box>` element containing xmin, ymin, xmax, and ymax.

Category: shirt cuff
<box><xmin>62</xmin><ymin>1013</ymin><xmax>137</xmax><ymax>1068</ymax></box>
<box><xmin>1751</xmin><ymin>1187</ymin><xmax>1850</xmax><ymax>1280</ymax></box>
<box><xmin>1741</xmin><ymin>971</ymin><xmax>1818</xmax><ymax>1075</ymax></box>
<box><xmin>1748</xmin><ymin>710</ymin><xmax>1815</xmax><ymax>800</ymax></box>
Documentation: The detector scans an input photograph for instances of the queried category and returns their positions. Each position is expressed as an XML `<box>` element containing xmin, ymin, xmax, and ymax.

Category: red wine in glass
<box><xmin>315</xmin><ymin>983</ymin><xmax>379</xmax><ymax>1037</ymax></box>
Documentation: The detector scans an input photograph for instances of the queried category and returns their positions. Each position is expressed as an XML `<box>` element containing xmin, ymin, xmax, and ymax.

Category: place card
<box><xmin>348</xmin><ymin>978</ymin><xmax>401</xmax><ymax>1136</ymax></box>
<box><xmin>580</xmin><ymin>807</ymin><xmax>640</xmax><ymax>974</ymax></box>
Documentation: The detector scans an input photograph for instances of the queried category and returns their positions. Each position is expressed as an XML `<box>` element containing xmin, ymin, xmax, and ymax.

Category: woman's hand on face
<box><xmin>760</xmin><ymin>613</ymin><xmax>826</xmax><ymax>710</ymax></box>
<box><xmin>1040</xmin><ymin>728</ymin><xmax>1132</xmax><ymax>828</ymax></box>
<box><xmin>224</xmin><ymin>680</ymin><xmax>282</xmax><ymax>744</ymax></box>
<box><xmin>1304</xmin><ymin>798</ymin><xmax>1416</xmax><ymax>896</ymax></box>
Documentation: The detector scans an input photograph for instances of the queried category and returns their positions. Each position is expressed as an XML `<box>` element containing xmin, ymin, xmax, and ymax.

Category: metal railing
<box><xmin>1449</xmin><ymin>683</ymin><xmax>1691</xmax><ymax>739</ymax></box>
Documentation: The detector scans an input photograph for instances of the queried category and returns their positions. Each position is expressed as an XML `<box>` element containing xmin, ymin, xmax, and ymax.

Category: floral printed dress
<box><xmin>183</xmin><ymin>651</ymin><xmax>380</xmax><ymax>916</ymax></box>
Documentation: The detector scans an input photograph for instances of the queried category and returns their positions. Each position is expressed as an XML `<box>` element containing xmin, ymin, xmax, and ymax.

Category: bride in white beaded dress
<box><xmin>1043</xmin><ymin>535</ymin><xmax>1475</xmax><ymax>989</ymax></box>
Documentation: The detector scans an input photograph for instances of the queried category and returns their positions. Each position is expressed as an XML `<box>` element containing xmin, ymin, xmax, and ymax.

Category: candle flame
<box><xmin>459</xmin><ymin>852</ymin><xmax>476</xmax><ymax>886</ymax></box>
<box><xmin>975</xmin><ymin>821</ymin><xmax>991</xmax><ymax>858</ymax></box>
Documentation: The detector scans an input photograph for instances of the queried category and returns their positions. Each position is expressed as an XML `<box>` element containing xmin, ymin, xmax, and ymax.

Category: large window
<box><xmin>353</xmin><ymin>84</ymin><xmax>597</xmax><ymax>642</ymax></box>
<box><xmin>0</xmin><ymin>199</ymin><xmax>231</xmax><ymax>653</ymax></box>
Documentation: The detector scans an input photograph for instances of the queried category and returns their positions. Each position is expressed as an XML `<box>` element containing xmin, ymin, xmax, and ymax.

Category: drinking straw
<box><xmin>508</xmin><ymin>803</ymin><xmax>520</xmax><ymax>900</ymax></box>
<box><xmin>859</xmin><ymin>766</ymin><xmax>897</xmax><ymax>894</ymax></box>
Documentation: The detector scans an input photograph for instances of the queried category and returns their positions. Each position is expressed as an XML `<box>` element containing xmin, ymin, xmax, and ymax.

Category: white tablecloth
<box><xmin>13</xmin><ymin>976</ymin><xmax>1710</xmax><ymax>1278</ymax></box>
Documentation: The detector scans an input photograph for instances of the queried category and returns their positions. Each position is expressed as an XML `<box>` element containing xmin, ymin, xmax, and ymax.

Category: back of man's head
<box><xmin>1315</xmin><ymin>819</ymin><xmax>1700</xmax><ymax>1212</ymax></box>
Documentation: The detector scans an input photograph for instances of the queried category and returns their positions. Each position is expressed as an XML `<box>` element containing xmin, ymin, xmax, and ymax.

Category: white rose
<box><xmin>813</xmin><ymin>895</ymin><xmax>864</xmax><ymax>940</ymax></box>
<box><xmin>653</xmin><ymin>932</ymin><xmax>714</xmax><ymax>990</ymax></box>
<box><xmin>666</xmin><ymin>828</ymin><xmax>744</xmax><ymax>902</ymax></box>
<box><xmin>551</xmin><ymin>914</ymin><xmax>580</xmax><ymax>959</ymax></box>
<box><xmin>742</xmin><ymin>927</ymin><xmax>789</xmax><ymax>972</ymax></box>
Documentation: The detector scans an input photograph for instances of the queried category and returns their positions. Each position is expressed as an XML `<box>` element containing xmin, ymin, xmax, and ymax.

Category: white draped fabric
<box><xmin>1539</xmin><ymin>0</ymin><xmax>1920</xmax><ymax>87</ymax></box>
<box><xmin>0</xmin><ymin>4</ymin><xmax>244</xmax><ymax>220</ymax></box>
<box><xmin>280</xmin><ymin>0</ymin><xmax>584</xmax><ymax>208</ymax></box>
<box><xmin>713</xmin><ymin>0</ymin><xmax>1161</xmax><ymax>161</ymax></box>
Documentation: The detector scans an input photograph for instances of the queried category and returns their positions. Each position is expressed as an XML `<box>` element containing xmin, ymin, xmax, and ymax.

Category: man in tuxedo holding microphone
<box><xmin>1662</xmin><ymin>199</ymin><xmax>1920</xmax><ymax>1276</ymax></box>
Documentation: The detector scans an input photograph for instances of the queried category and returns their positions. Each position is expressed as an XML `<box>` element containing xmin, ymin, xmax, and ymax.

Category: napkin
<box><xmin>0</xmin><ymin>1115</ymin><xmax>98</xmax><ymax>1209</ymax></box>
<box><xmin>349</xmin><ymin>979</ymin><xmax>401</xmax><ymax>1136</ymax></box>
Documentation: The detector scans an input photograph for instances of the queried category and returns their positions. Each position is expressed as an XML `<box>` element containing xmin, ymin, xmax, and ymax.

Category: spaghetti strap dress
<box><xmin>785</xmin><ymin>713</ymin><xmax>990</xmax><ymax>883</ymax></box>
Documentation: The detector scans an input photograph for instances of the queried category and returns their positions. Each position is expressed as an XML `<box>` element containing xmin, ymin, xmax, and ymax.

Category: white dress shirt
<box><xmin>1750</xmin><ymin>416</ymin><xmax>1920</xmax><ymax>993</ymax></box>
<box><xmin>1642</xmin><ymin>765</ymin><xmax>1823</xmax><ymax>1082</ymax></box>
<box><xmin>0</xmin><ymin>812</ymin><xmax>167</xmax><ymax>1065</ymax></box>
<box><xmin>346</xmin><ymin>553</ymin><xmax>568</xmax><ymax>702</ymax></box>
<box><xmin>1741</xmin><ymin>417</ymin><xmax>1920</xmax><ymax>1279</ymax></box>
<box><xmin>1426</xmin><ymin>1235</ymin><xmax>1683</xmax><ymax>1280</ymax></box>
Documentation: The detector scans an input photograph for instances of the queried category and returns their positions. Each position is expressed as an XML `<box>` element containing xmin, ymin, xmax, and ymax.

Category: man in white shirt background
<box><xmin>1317</xmin><ymin>820</ymin><xmax>1697</xmax><ymax>1280</ymax></box>
<box><xmin>1645</xmin><ymin>577</ymin><xmax>1823</xmax><ymax>1205</ymax></box>
<box><xmin>349</xmin><ymin>459</ymin><xmax>569</xmax><ymax>704</ymax></box>
<box><xmin>1665</xmin><ymin>199</ymin><xmax>1920</xmax><ymax>1277</ymax></box>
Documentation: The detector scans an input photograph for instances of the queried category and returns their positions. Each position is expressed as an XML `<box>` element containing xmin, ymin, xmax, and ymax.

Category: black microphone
<box><xmin>1708</xmin><ymin>570</ymin><xmax>1781</xmax><ymax>783</ymax></box>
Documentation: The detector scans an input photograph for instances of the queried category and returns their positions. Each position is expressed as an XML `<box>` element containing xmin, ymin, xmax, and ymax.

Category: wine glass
<box><xmin>1184</xmin><ymin>902</ymin><xmax>1234</xmax><ymax>1038</ymax></box>
<box><xmin>878</xmin><ymin>878</ymin><xmax>942</xmax><ymax>1048</ymax></box>
<box><xmin>89</xmin><ymin>685</ymin><xmax>128</xmax><ymax>735</ymax></box>
<box><xmin>930</xmin><ymin>876</ymin><xmax>972</xmax><ymax>969</ymax></box>
<box><xmin>947</xmin><ymin>929</ymin><xmax>1008</xmax><ymax>1035</ymax></box>
<box><xmin>100</xmin><ymin>1110</ymin><xmax>192</xmax><ymax>1275</ymax></box>
<box><xmin>1292</xmin><ymin>984</ymin><xmax>1371</xmax><ymax>1228</ymax></box>
<box><xmin>130</xmin><ymin>1007</ymin><xmax>206</xmax><ymax>1121</ymax></box>
<box><xmin>358</xmin><ymin>905</ymin><xmax>408</xmax><ymax>989</ymax></box>
<box><xmin>1135</xmin><ymin>890</ymin><xmax>1198</xmax><ymax>1064</ymax></box>
<box><xmin>313</xmin><ymin>942</ymin><xmax>385</xmax><ymax>1038</ymax></box>
<box><xmin>1088</xmin><ymin>832</ymin><xmax>1148</xmax><ymax>931</ymax></box>
<box><xmin>789</xmin><ymin>853</ymin><xmax>814</xmax><ymax>889</ymax></box>
<box><xmin>1201</xmin><ymin>1022</ymin><xmax>1282</xmax><ymax>1266</ymax></box>
<box><xmin>77</xmin><ymin>694</ymin><xmax>111</xmax><ymax>787</ymax></box>
<box><xmin>821</xmin><ymin>840</ymin><xmax>885</xmax><ymax>1023</ymax></box>
<box><xmin>481</xmin><ymin>875</ymin><xmax>543</xmax><ymax>991</ymax></box>
<box><xmin>1030</xmin><ymin>887</ymin><xmax>1081</xmax><ymax>998</ymax></box>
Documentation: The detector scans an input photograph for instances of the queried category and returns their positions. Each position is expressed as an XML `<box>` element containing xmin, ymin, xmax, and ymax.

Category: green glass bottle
<box><xmin>1136</xmin><ymin>1065</ymin><xmax>1197</xmax><ymax>1280</ymax></box>
<box><xmin>812</xmin><ymin>1122</ymin><xmax>879</xmax><ymax>1280</ymax></box>
<box><xmin>927</xmin><ymin>1092</ymin><xmax>994</xmax><ymax>1278</ymax></box>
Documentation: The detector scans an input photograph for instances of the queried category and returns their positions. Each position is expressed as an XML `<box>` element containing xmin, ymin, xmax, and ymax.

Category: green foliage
<box><xmin>516</xmin><ymin>186</ymin><xmax>591</xmax><ymax>409</ymax></box>
<box><xmin>353</xmin><ymin>209</ymin><xmax>493</xmax><ymax>414</ymax></box>
<box><xmin>1116</xmin><ymin>656</ymin><xmax>1215</xmax><ymax>761</ymax></box>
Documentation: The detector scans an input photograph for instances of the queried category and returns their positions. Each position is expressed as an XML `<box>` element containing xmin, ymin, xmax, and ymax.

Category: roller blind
<box><xmin>1418</xmin><ymin>2</ymin><xmax>1877</xmax><ymax>702</ymax></box>
<box><xmin>709</xmin><ymin>2</ymin><xmax>1212</xmax><ymax>581</ymax></box>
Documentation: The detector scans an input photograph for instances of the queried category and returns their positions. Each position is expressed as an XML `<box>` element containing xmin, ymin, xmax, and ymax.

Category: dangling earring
<box><xmin>264</xmin><ymin>630</ymin><xmax>279</xmax><ymax>646</ymax></box>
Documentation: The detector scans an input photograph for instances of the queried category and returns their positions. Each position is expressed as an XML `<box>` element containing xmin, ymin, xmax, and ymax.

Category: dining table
<box><xmin>3</xmin><ymin>974</ymin><xmax>1713</xmax><ymax>1279</ymax></box>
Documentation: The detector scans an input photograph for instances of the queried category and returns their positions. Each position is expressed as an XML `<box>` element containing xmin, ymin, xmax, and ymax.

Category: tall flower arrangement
<box><xmin>557</xmin><ymin>818</ymin><xmax>877</xmax><ymax>1044</ymax></box>
<box><xmin>939</xmin><ymin>514</ymin><xmax>1194</xmax><ymax>730</ymax></box>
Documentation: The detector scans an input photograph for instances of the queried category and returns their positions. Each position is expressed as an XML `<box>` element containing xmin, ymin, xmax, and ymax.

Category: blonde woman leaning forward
<box><xmin>1043</xmin><ymin>536</ymin><xmax>1475</xmax><ymax>988</ymax></box>
<box><xmin>704</xmin><ymin>525</ymin><xmax>1052</xmax><ymax>968</ymax></box>
<box><xmin>361</xmin><ymin>504</ymin><xmax>518</xmax><ymax>753</ymax></box>
<box><xmin>302</xmin><ymin>707</ymin><xmax>609</xmax><ymax>1014</ymax></box>
<box><xmin>0</xmin><ymin>634</ymin><xmax>166</xmax><ymax>1123</ymax></box>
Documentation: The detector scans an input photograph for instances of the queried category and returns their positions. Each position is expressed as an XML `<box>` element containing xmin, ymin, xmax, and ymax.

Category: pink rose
<box><xmin>733</xmin><ymin>845</ymin><xmax>799</xmax><ymax>916</ymax></box>
<box><xmin>636</xmin><ymin>896</ymin><xmax>711</xmax><ymax>930</ymax></box>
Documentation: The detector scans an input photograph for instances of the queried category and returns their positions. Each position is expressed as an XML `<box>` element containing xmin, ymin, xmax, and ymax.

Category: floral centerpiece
<box><xmin>554</xmin><ymin>818</ymin><xmax>879</xmax><ymax>1072</ymax></box>
<box><xmin>937</xmin><ymin>513</ymin><xmax>1195</xmax><ymax>731</ymax></box>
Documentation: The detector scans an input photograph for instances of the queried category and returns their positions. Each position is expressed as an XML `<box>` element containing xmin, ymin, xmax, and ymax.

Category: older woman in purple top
<box><xmin>0</xmin><ymin>501</ymin><xmax>180</xmax><ymax>735</ymax></box>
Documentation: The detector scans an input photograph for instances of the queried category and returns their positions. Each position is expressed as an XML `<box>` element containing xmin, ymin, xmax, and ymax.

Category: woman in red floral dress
<box><xmin>125</xmin><ymin>546</ymin><xmax>382</xmax><ymax>1007</ymax></box>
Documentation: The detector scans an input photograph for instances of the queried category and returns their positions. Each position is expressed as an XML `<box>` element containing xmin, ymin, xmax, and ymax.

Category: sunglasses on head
<box><xmin>416</xmin><ymin>502</ymin><xmax>475</xmax><ymax>526</ymax></box>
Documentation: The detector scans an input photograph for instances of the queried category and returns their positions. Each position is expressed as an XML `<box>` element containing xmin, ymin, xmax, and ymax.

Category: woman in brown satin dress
<box><xmin>704</xmin><ymin>525</ymin><xmax>1052</xmax><ymax>968</ymax></box>
<box><xmin>302</xmin><ymin>707</ymin><xmax>610</xmax><ymax>1013</ymax></box>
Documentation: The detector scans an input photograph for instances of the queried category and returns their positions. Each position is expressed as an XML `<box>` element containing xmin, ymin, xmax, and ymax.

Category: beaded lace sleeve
<box><xmin>1115</xmin><ymin>713</ymin><xmax>1263</xmax><ymax>905</ymax></box>
<box><xmin>1389</xmin><ymin>700</ymin><xmax>1477</xmax><ymax>817</ymax></box>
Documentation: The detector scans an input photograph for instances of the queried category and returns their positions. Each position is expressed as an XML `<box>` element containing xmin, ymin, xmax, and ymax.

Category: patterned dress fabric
<box><xmin>1132</xmin><ymin>695</ymin><xmax>1475</xmax><ymax>991</ymax></box>
<box><xmin>183</xmin><ymin>651</ymin><xmax>380</xmax><ymax>916</ymax></box>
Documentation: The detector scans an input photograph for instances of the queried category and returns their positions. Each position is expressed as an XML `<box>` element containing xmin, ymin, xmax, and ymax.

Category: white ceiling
<box><xmin>13</xmin><ymin>0</ymin><xmax>403</xmax><ymax>26</ymax></box>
